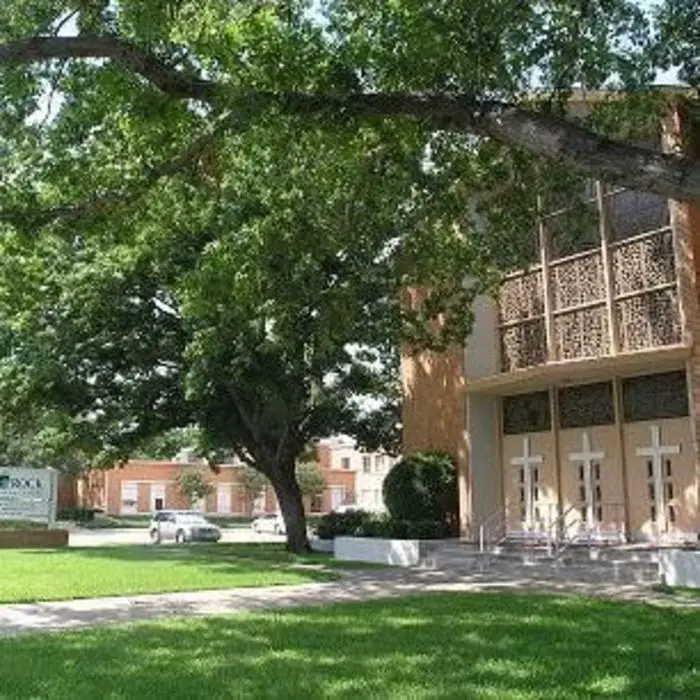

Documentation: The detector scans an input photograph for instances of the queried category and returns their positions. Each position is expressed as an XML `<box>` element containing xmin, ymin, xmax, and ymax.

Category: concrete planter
<box><xmin>335</xmin><ymin>536</ymin><xmax>422</xmax><ymax>567</ymax></box>
<box><xmin>309</xmin><ymin>538</ymin><xmax>334</xmax><ymax>554</ymax></box>
<box><xmin>0</xmin><ymin>529</ymin><xmax>69</xmax><ymax>549</ymax></box>
<box><xmin>659</xmin><ymin>549</ymin><xmax>700</xmax><ymax>588</ymax></box>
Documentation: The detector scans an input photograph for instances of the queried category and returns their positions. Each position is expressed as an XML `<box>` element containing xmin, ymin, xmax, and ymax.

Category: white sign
<box><xmin>0</xmin><ymin>467</ymin><xmax>58</xmax><ymax>524</ymax></box>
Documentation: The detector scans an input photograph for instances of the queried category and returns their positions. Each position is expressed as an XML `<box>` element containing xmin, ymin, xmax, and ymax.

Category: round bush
<box><xmin>382</xmin><ymin>451</ymin><xmax>458</xmax><ymax>526</ymax></box>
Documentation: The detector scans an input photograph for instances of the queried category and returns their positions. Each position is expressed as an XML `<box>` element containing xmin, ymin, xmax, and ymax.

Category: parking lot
<box><xmin>69</xmin><ymin>528</ymin><xmax>286</xmax><ymax>547</ymax></box>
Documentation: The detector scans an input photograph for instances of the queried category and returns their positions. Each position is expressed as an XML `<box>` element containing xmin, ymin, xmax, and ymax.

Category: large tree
<box><xmin>0</xmin><ymin>1</ymin><xmax>697</xmax><ymax>211</ymax></box>
<box><xmin>0</xmin><ymin>114</ymin><xmax>489</xmax><ymax>551</ymax></box>
<box><xmin>0</xmin><ymin>2</ymin><xmax>698</xmax><ymax>552</ymax></box>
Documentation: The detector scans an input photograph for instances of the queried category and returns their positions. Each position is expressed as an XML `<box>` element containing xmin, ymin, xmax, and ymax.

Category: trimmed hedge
<box><xmin>314</xmin><ymin>510</ymin><xmax>452</xmax><ymax>541</ymax></box>
<box><xmin>315</xmin><ymin>510</ymin><xmax>373</xmax><ymax>539</ymax></box>
<box><xmin>382</xmin><ymin>451</ymin><xmax>458</xmax><ymax>526</ymax></box>
<box><xmin>57</xmin><ymin>507</ymin><xmax>99</xmax><ymax>523</ymax></box>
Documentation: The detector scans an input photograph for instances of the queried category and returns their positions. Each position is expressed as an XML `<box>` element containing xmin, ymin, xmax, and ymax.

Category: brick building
<box><xmin>402</xmin><ymin>95</ymin><xmax>700</xmax><ymax>544</ymax></box>
<box><xmin>316</xmin><ymin>436</ymin><xmax>397</xmax><ymax>512</ymax></box>
<box><xmin>71</xmin><ymin>441</ymin><xmax>396</xmax><ymax>517</ymax></box>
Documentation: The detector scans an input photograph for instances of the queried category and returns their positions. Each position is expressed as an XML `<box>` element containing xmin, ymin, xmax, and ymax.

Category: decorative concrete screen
<box><xmin>0</xmin><ymin>467</ymin><xmax>59</xmax><ymax>524</ymax></box>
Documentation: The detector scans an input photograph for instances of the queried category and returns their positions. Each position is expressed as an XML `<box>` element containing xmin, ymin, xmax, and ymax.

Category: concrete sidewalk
<box><xmin>1</xmin><ymin>569</ymin><xmax>698</xmax><ymax>639</ymax></box>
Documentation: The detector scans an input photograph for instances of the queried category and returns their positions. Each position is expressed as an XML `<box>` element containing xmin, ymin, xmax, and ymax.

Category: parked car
<box><xmin>149</xmin><ymin>510</ymin><xmax>222</xmax><ymax>544</ymax></box>
<box><xmin>251</xmin><ymin>513</ymin><xmax>286</xmax><ymax>535</ymax></box>
<box><xmin>333</xmin><ymin>504</ymin><xmax>361</xmax><ymax>514</ymax></box>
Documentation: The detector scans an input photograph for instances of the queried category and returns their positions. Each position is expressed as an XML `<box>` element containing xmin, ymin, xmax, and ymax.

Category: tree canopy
<box><xmin>0</xmin><ymin>1</ymin><xmax>698</xmax><ymax>551</ymax></box>
<box><xmin>0</xmin><ymin>0</ymin><xmax>697</xmax><ymax>214</ymax></box>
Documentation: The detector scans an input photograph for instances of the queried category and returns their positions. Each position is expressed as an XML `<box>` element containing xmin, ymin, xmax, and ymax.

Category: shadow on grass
<box><xmin>22</xmin><ymin>542</ymin><xmax>384</xmax><ymax>572</ymax></box>
<box><xmin>17</xmin><ymin>542</ymin><xmax>320</xmax><ymax>564</ymax></box>
<box><xmin>1</xmin><ymin>593</ymin><xmax>698</xmax><ymax>699</ymax></box>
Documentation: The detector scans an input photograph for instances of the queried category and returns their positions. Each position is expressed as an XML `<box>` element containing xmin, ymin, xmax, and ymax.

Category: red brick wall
<box><xmin>79</xmin><ymin>456</ymin><xmax>354</xmax><ymax>516</ymax></box>
<box><xmin>57</xmin><ymin>474</ymin><xmax>77</xmax><ymax>511</ymax></box>
<box><xmin>674</xmin><ymin>101</ymin><xmax>700</xmax><ymax>533</ymax></box>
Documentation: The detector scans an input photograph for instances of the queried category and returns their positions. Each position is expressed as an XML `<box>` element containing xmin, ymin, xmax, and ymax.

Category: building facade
<box><xmin>73</xmin><ymin>441</ymin><xmax>397</xmax><ymax>517</ymax></box>
<box><xmin>316</xmin><ymin>436</ymin><xmax>397</xmax><ymax>512</ymax></box>
<box><xmin>402</xmin><ymin>98</ymin><xmax>700</xmax><ymax>544</ymax></box>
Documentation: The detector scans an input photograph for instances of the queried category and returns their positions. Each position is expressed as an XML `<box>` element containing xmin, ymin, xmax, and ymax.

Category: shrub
<box><xmin>57</xmin><ymin>507</ymin><xmax>97</xmax><ymax>523</ymax></box>
<box><xmin>382</xmin><ymin>451</ymin><xmax>458</xmax><ymax>526</ymax></box>
<box><xmin>315</xmin><ymin>510</ymin><xmax>374</xmax><ymax>539</ymax></box>
<box><xmin>315</xmin><ymin>511</ymin><xmax>453</xmax><ymax>540</ymax></box>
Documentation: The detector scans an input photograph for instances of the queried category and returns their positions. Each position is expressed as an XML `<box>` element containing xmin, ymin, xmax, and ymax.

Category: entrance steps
<box><xmin>419</xmin><ymin>540</ymin><xmax>662</xmax><ymax>585</ymax></box>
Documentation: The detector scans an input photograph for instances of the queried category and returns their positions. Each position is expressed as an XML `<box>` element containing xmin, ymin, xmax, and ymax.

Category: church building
<box><xmin>401</xmin><ymin>95</ymin><xmax>700</xmax><ymax>544</ymax></box>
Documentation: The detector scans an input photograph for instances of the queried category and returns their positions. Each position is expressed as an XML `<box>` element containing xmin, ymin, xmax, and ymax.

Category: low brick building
<box><xmin>64</xmin><ymin>439</ymin><xmax>397</xmax><ymax>517</ymax></box>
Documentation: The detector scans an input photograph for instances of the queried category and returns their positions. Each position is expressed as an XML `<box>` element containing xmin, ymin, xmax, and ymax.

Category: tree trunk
<box><xmin>268</xmin><ymin>461</ymin><xmax>310</xmax><ymax>554</ymax></box>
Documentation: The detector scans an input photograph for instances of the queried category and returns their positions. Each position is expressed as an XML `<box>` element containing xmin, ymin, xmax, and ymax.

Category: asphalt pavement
<box><xmin>68</xmin><ymin>528</ymin><xmax>286</xmax><ymax>547</ymax></box>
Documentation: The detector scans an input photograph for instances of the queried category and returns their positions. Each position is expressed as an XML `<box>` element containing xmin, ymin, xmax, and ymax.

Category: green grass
<box><xmin>0</xmin><ymin>593</ymin><xmax>698</xmax><ymax>699</ymax></box>
<box><xmin>652</xmin><ymin>583</ymin><xmax>700</xmax><ymax>599</ymax></box>
<box><xmin>0</xmin><ymin>544</ymin><xmax>341</xmax><ymax>603</ymax></box>
<box><xmin>0</xmin><ymin>521</ymin><xmax>48</xmax><ymax>530</ymax></box>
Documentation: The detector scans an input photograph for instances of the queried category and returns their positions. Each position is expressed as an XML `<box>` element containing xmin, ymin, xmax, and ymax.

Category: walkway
<box><xmin>1</xmin><ymin>568</ymin><xmax>698</xmax><ymax>639</ymax></box>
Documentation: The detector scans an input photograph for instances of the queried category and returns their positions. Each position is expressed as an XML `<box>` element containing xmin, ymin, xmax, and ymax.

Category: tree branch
<box><xmin>0</xmin><ymin>36</ymin><xmax>217</xmax><ymax>100</ymax></box>
<box><xmin>3</xmin><ymin>109</ymin><xmax>235</xmax><ymax>229</ymax></box>
<box><xmin>1</xmin><ymin>35</ymin><xmax>699</xmax><ymax>201</ymax></box>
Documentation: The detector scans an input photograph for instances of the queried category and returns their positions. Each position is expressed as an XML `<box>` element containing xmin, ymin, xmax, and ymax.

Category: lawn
<box><xmin>0</xmin><ymin>544</ymin><xmax>341</xmax><ymax>603</ymax></box>
<box><xmin>0</xmin><ymin>593</ymin><xmax>698</xmax><ymax>699</ymax></box>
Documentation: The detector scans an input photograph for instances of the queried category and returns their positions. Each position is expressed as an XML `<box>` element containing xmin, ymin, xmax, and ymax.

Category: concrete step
<box><xmin>421</xmin><ymin>556</ymin><xmax>660</xmax><ymax>585</ymax></box>
<box><xmin>421</xmin><ymin>541</ymin><xmax>662</xmax><ymax>584</ymax></box>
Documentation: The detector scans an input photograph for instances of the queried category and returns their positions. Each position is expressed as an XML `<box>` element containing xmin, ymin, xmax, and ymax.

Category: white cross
<box><xmin>510</xmin><ymin>437</ymin><xmax>543</xmax><ymax>527</ymax></box>
<box><xmin>568</xmin><ymin>432</ymin><xmax>605</xmax><ymax>526</ymax></box>
<box><xmin>636</xmin><ymin>424</ymin><xmax>680</xmax><ymax>530</ymax></box>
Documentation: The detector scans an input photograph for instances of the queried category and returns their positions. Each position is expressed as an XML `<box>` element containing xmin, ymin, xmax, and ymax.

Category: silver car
<box><xmin>149</xmin><ymin>510</ymin><xmax>222</xmax><ymax>544</ymax></box>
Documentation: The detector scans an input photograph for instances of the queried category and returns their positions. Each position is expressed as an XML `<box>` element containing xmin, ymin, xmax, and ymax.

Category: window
<box><xmin>331</xmin><ymin>487</ymin><xmax>345</xmax><ymax>510</ymax></box>
<box><xmin>622</xmin><ymin>371</ymin><xmax>689</xmax><ymax>422</ymax></box>
<box><xmin>310</xmin><ymin>494</ymin><xmax>323</xmax><ymax>513</ymax></box>
<box><xmin>154</xmin><ymin>498</ymin><xmax>164</xmax><ymax>511</ymax></box>
<box><xmin>503</xmin><ymin>391</ymin><xmax>551</xmax><ymax>434</ymax></box>
<box><xmin>375</xmin><ymin>455</ymin><xmax>384</xmax><ymax>471</ymax></box>
<box><xmin>362</xmin><ymin>456</ymin><xmax>371</xmax><ymax>473</ymax></box>
<box><xmin>341</xmin><ymin>457</ymin><xmax>351</xmax><ymax>470</ymax></box>
<box><xmin>558</xmin><ymin>382</ymin><xmax>614</xmax><ymax>429</ymax></box>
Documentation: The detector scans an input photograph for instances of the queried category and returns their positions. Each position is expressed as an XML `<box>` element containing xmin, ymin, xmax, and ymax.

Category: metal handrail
<box><xmin>477</xmin><ymin>509</ymin><xmax>507</xmax><ymax>554</ymax></box>
<box><xmin>555</xmin><ymin>501</ymin><xmax>627</xmax><ymax>557</ymax></box>
<box><xmin>480</xmin><ymin>501</ymin><xmax>627</xmax><ymax>557</ymax></box>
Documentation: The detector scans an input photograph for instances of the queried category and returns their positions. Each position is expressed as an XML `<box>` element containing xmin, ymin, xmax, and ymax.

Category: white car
<box><xmin>251</xmin><ymin>513</ymin><xmax>286</xmax><ymax>535</ymax></box>
<box><xmin>333</xmin><ymin>504</ymin><xmax>362</xmax><ymax>514</ymax></box>
<box><xmin>149</xmin><ymin>510</ymin><xmax>222</xmax><ymax>544</ymax></box>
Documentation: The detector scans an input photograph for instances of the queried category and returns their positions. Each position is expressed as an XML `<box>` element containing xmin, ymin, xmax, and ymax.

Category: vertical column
<box><xmin>666</xmin><ymin>101</ymin><xmax>700</xmax><ymax>533</ymax></box>
<box><xmin>537</xmin><ymin>196</ymin><xmax>556</xmax><ymax>362</ymax></box>
<box><xmin>596</xmin><ymin>181</ymin><xmax>619</xmax><ymax>356</ymax></box>
<box><xmin>549</xmin><ymin>386</ymin><xmax>563</xmax><ymax>531</ymax></box>
<box><xmin>612</xmin><ymin>378</ymin><xmax>631</xmax><ymax>539</ymax></box>
<box><xmin>496</xmin><ymin>397</ymin><xmax>506</xmax><ymax>539</ymax></box>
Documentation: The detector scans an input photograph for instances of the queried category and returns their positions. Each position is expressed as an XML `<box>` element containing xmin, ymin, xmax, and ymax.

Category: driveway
<box><xmin>69</xmin><ymin>528</ymin><xmax>286</xmax><ymax>547</ymax></box>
